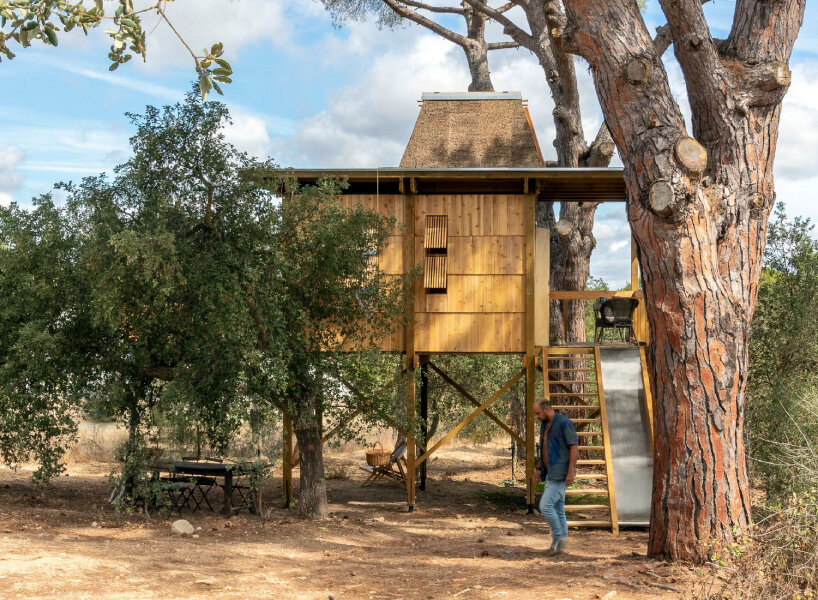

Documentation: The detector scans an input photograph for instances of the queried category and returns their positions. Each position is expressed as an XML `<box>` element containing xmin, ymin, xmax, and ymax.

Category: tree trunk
<box><xmin>562</xmin><ymin>0</ymin><xmax>805</xmax><ymax>562</ymax></box>
<box><xmin>293</xmin><ymin>416</ymin><xmax>328</xmax><ymax>518</ymax></box>
<box><xmin>463</xmin><ymin>10</ymin><xmax>493</xmax><ymax>92</ymax></box>
<box><xmin>464</xmin><ymin>44</ymin><xmax>494</xmax><ymax>92</ymax></box>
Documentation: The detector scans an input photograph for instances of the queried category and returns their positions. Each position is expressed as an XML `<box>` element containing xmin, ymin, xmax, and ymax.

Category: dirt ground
<box><xmin>0</xmin><ymin>441</ymin><xmax>694</xmax><ymax>600</ymax></box>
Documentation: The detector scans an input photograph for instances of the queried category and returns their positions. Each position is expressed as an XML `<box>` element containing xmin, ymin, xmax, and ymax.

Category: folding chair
<box><xmin>181</xmin><ymin>456</ymin><xmax>218</xmax><ymax>512</ymax></box>
<box><xmin>160</xmin><ymin>477</ymin><xmax>194</xmax><ymax>516</ymax></box>
<box><xmin>360</xmin><ymin>440</ymin><xmax>408</xmax><ymax>487</ymax></box>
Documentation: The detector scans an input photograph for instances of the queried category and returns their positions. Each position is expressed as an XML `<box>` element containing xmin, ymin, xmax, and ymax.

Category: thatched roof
<box><xmin>400</xmin><ymin>92</ymin><xmax>545</xmax><ymax>168</ymax></box>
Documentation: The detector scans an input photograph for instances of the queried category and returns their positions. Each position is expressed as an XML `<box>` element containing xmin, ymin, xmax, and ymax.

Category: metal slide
<box><xmin>598</xmin><ymin>347</ymin><xmax>653</xmax><ymax>526</ymax></box>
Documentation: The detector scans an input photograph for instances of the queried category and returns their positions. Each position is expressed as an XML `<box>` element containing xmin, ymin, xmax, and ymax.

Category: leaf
<box><xmin>212</xmin><ymin>81</ymin><xmax>224</xmax><ymax>96</ymax></box>
<box><xmin>109</xmin><ymin>61</ymin><xmax>119</xmax><ymax>71</ymax></box>
<box><xmin>198</xmin><ymin>74</ymin><xmax>211</xmax><ymax>100</ymax></box>
<box><xmin>120</xmin><ymin>18</ymin><xmax>136</xmax><ymax>28</ymax></box>
<box><xmin>95</xmin><ymin>0</ymin><xmax>103</xmax><ymax>11</ymax></box>
<box><xmin>45</xmin><ymin>27</ymin><xmax>58</xmax><ymax>46</ymax></box>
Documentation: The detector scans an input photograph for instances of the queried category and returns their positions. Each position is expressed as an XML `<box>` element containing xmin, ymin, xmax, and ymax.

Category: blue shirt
<box><xmin>539</xmin><ymin>412</ymin><xmax>579</xmax><ymax>482</ymax></box>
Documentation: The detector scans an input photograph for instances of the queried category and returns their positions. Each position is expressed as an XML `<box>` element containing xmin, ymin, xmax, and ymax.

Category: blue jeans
<box><xmin>539</xmin><ymin>479</ymin><xmax>567</xmax><ymax>544</ymax></box>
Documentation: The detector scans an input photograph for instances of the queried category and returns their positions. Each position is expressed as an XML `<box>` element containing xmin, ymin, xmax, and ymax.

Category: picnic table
<box><xmin>151</xmin><ymin>459</ymin><xmax>265</xmax><ymax>516</ymax></box>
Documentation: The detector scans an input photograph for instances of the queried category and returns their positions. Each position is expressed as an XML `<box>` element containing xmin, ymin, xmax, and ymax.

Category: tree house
<box><xmin>257</xmin><ymin>92</ymin><xmax>653</xmax><ymax>530</ymax></box>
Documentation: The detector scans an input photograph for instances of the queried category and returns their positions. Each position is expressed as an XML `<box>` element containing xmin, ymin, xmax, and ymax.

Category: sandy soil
<box><xmin>0</xmin><ymin>442</ymin><xmax>693</xmax><ymax>600</ymax></box>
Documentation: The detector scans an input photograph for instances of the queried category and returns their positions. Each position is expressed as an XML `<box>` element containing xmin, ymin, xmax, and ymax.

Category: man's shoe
<box><xmin>553</xmin><ymin>536</ymin><xmax>568</xmax><ymax>554</ymax></box>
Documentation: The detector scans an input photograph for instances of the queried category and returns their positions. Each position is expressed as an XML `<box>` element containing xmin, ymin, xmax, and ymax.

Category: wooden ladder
<box><xmin>542</xmin><ymin>346</ymin><xmax>619</xmax><ymax>535</ymax></box>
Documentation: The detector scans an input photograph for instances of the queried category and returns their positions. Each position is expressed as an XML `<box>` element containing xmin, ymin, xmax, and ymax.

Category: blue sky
<box><xmin>1</xmin><ymin>0</ymin><xmax>816</xmax><ymax>287</ymax></box>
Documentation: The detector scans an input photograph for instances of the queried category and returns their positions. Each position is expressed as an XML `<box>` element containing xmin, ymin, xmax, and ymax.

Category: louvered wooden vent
<box><xmin>424</xmin><ymin>215</ymin><xmax>448</xmax><ymax>293</ymax></box>
<box><xmin>424</xmin><ymin>215</ymin><xmax>448</xmax><ymax>254</ymax></box>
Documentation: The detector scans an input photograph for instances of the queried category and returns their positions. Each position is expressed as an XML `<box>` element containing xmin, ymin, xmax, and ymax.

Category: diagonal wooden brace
<box><xmin>427</xmin><ymin>361</ymin><xmax>525</xmax><ymax>447</ymax></box>
<box><xmin>415</xmin><ymin>368</ymin><xmax>526</xmax><ymax>467</ymax></box>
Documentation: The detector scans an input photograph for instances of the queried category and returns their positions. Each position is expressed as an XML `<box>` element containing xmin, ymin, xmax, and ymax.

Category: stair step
<box><xmin>574</xmin><ymin>473</ymin><xmax>607</xmax><ymax>480</ymax></box>
<box><xmin>577</xmin><ymin>431</ymin><xmax>603</xmax><ymax>437</ymax></box>
<box><xmin>578</xmin><ymin>459</ymin><xmax>606</xmax><ymax>465</ymax></box>
<box><xmin>578</xmin><ymin>446</ymin><xmax>604</xmax><ymax>451</ymax></box>
<box><xmin>566</xmin><ymin>520</ymin><xmax>612</xmax><ymax>527</ymax></box>
<box><xmin>549</xmin><ymin>392</ymin><xmax>599</xmax><ymax>397</ymax></box>
<box><xmin>566</xmin><ymin>488</ymin><xmax>609</xmax><ymax>496</ymax></box>
<box><xmin>572</xmin><ymin>418</ymin><xmax>602</xmax><ymax>424</ymax></box>
<box><xmin>564</xmin><ymin>504</ymin><xmax>610</xmax><ymax>511</ymax></box>
<box><xmin>552</xmin><ymin>405</ymin><xmax>597</xmax><ymax>410</ymax></box>
<box><xmin>546</xmin><ymin>368</ymin><xmax>596</xmax><ymax>373</ymax></box>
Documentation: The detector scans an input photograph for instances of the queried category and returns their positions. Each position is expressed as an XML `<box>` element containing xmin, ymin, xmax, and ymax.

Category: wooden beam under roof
<box><xmin>250</xmin><ymin>167</ymin><xmax>627</xmax><ymax>203</ymax></box>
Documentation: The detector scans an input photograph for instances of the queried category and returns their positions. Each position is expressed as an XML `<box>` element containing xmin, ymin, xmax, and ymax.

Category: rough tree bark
<box><xmin>293</xmin><ymin>407</ymin><xmax>329</xmax><ymax>519</ymax></box>
<box><xmin>561</xmin><ymin>0</ymin><xmax>805</xmax><ymax>561</ymax></box>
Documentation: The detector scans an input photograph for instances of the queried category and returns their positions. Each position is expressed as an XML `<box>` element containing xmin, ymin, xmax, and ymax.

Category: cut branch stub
<box><xmin>674</xmin><ymin>137</ymin><xmax>708</xmax><ymax>174</ymax></box>
<box><xmin>648</xmin><ymin>181</ymin><xmax>676</xmax><ymax>218</ymax></box>
<box><xmin>625</xmin><ymin>58</ymin><xmax>652</xmax><ymax>84</ymax></box>
<box><xmin>555</xmin><ymin>219</ymin><xmax>576</xmax><ymax>236</ymax></box>
<box><xmin>551</xmin><ymin>26</ymin><xmax>563</xmax><ymax>38</ymax></box>
<box><xmin>757</xmin><ymin>61</ymin><xmax>792</xmax><ymax>91</ymax></box>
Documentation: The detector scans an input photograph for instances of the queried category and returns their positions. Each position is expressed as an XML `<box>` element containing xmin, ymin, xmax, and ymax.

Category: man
<box><xmin>533</xmin><ymin>398</ymin><xmax>579</xmax><ymax>556</ymax></box>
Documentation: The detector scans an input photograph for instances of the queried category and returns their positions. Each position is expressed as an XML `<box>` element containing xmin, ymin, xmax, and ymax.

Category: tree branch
<box><xmin>494</xmin><ymin>1</ymin><xmax>518</xmax><ymax>13</ymax></box>
<box><xmin>382</xmin><ymin>0</ymin><xmax>470</xmax><ymax>46</ymax></box>
<box><xmin>723</xmin><ymin>0</ymin><xmax>805</xmax><ymax>64</ymax></box>
<box><xmin>487</xmin><ymin>40</ymin><xmax>521</xmax><ymax>50</ymax></box>
<box><xmin>399</xmin><ymin>0</ymin><xmax>466</xmax><ymax>14</ymax></box>
<box><xmin>658</xmin><ymin>0</ymin><xmax>727</xmax><ymax>118</ymax></box>
<box><xmin>462</xmin><ymin>0</ymin><xmax>535</xmax><ymax>49</ymax></box>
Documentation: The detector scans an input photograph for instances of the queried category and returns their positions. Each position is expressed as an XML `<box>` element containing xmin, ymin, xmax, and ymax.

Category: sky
<box><xmin>0</xmin><ymin>0</ymin><xmax>816</xmax><ymax>288</ymax></box>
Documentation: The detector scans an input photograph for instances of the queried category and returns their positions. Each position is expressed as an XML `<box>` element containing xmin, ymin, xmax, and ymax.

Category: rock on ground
<box><xmin>171</xmin><ymin>519</ymin><xmax>194</xmax><ymax>536</ymax></box>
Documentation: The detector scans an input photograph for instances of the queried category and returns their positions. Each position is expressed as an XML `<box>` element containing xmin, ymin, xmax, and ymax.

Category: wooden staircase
<box><xmin>542</xmin><ymin>346</ymin><xmax>619</xmax><ymax>534</ymax></box>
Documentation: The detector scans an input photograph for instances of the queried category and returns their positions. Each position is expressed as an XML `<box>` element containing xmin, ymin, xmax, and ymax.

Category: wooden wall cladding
<box><xmin>414</xmin><ymin>195</ymin><xmax>525</xmax><ymax>237</ymax></box>
<box><xmin>415</xmin><ymin>235</ymin><xmax>524</xmax><ymax>275</ymax></box>
<box><xmin>339</xmin><ymin>194</ymin><xmax>405</xmax><ymax>234</ymax></box>
<box><xmin>336</xmin><ymin>192</ymin><xmax>530</xmax><ymax>354</ymax></box>
<box><xmin>415</xmin><ymin>313</ymin><xmax>524</xmax><ymax>353</ymax></box>
<box><xmin>416</xmin><ymin>275</ymin><xmax>524</xmax><ymax>313</ymax></box>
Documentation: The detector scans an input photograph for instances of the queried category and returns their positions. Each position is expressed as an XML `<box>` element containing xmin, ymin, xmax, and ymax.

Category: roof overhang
<box><xmin>250</xmin><ymin>167</ymin><xmax>627</xmax><ymax>203</ymax></box>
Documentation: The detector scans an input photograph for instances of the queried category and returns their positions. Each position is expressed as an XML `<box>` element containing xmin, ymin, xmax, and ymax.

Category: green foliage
<box><xmin>747</xmin><ymin>204</ymin><xmax>818</xmax><ymax>501</ymax></box>
<box><xmin>1</xmin><ymin>88</ymin><xmax>409</xmax><ymax>514</ymax></box>
<box><xmin>0</xmin><ymin>1</ymin><xmax>231</xmax><ymax>97</ymax></box>
<box><xmin>0</xmin><ymin>197</ymin><xmax>89</xmax><ymax>480</ymax></box>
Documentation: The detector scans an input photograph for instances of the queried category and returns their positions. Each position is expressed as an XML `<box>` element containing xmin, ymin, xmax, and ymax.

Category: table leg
<box><xmin>222</xmin><ymin>471</ymin><xmax>233</xmax><ymax>517</ymax></box>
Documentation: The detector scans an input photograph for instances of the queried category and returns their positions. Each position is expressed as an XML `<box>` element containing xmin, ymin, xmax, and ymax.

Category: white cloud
<box><xmin>130</xmin><ymin>0</ymin><xmax>297</xmax><ymax>72</ymax></box>
<box><xmin>272</xmin><ymin>34</ymin><xmax>470</xmax><ymax>167</ymax></box>
<box><xmin>0</xmin><ymin>146</ymin><xmax>25</xmax><ymax>199</ymax></box>
<box><xmin>775</xmin><ymin>62</ymin><xmax>818</xmax><ymax>181</ymax></box>
<box><xmin>223</xmin><ymin>105</ymin><xmax>276</xmax><ymax>158</ymax></box>
<box><xmin>0</xmin><ymin>192</ymin><xmax>11</xmax><ymax>208</ymax></box>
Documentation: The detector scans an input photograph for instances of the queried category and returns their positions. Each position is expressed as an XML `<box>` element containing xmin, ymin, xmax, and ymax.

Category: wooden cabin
<box><xmin>256</xmin><ymin>92</ymin><xmax>652</xmax><ymax>530</ymax></box>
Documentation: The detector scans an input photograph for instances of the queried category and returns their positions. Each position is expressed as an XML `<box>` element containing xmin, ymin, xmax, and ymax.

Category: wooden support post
<box><xmin>282</xmin><ymin>414</ymin><xmax>293</xmax><ymax>508</ymax></box>
<box><xmin>420</xmin><ymin>356</ymin><xmax>429</xmax><ymax>492</ymax></box>
<box><xmin>404</xmin><ymin>179</ymin><xmax>417</xmax><ymax>512</ymax></box>
<box><xmin>525</xmin><ymin>191</ymin><xmax>537</xmax><ymax>514</ymax></box>
<box><xmin>630</xmin><ymin>235</ymin><xmax>639</xmax><ymax>291</ymax></box>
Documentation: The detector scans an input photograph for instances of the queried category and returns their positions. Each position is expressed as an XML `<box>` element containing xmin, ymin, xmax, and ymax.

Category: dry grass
<box><xmin>64</xmin><ymin>421</ymin><xmax>129</xmax><ymax>464</ymax></box>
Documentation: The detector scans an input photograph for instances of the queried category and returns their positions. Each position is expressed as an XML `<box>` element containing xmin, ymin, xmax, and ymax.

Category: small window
<box><xmin>424</xmin><ymin>215</ymin><xmax>448</xmax><ymax>254</ymax></box>
<box><xmin>424</xmin><ymin>215</ymin><xmax>448</xmax><ymax>293</ymax></box>
<box><xmin>424</xmin><ymin>255</ymin><xmax>447</xmax><ymax>292</ymax></box>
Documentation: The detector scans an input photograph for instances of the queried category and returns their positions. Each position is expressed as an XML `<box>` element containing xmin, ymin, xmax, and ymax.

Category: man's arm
<box><xmin>565</xmin><ymin>444</ymin><xmax>578</xmax><ymax>485</ymax></box>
